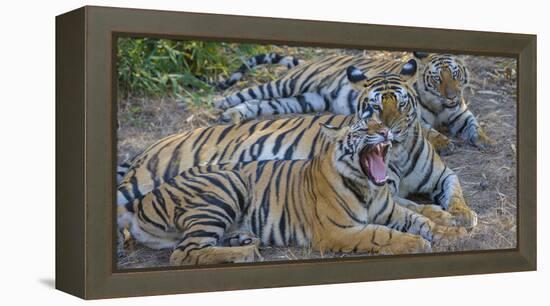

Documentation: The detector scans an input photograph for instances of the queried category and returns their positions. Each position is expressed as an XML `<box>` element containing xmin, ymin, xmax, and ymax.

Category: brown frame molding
<box><xmin>56</xmin><ymin>6</ymin><xmax>536</xmax><ymax>299</ymax></box>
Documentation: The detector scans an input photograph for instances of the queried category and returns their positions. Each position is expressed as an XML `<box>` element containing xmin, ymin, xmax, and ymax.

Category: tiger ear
<box><xmin>346</xmin><ymin>65</ymin><xmax>369</xmax><ymax>92</ymax></box>
<box><xmin>413</xmin><ymin>51</ymin><xmax>431</xmax><ymax>63</ymax></box>
<box><xmin>399</xmin><ymin>58</ymin><xmax>418</xmax><ymax>86</ymax></box>
<box><xmin>320</xmin><ymin>123</ymin><xmax>349</xmax><ymax>142</ymax></box>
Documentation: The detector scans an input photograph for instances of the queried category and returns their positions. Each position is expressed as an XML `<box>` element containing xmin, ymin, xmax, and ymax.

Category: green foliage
<box><xmin>117</xmin><ymin>38</ymin><xmax>272</xmax><ymax>103</ymax></box>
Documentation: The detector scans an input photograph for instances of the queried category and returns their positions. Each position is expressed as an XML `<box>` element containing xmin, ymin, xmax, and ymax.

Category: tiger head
<box><xmin>345</xmin><ymin>61</ymin><xmax>420</xmax><ymax>146</ymax></box>
<box><xmin>413</xmin><ymin>52</ymin><xmax>469</xmax><ymax>111</ymax></box>
<box><xmin>320</xmin><ymin>118</ymin><xmax>393</xmax><ymax>186</ymax></box>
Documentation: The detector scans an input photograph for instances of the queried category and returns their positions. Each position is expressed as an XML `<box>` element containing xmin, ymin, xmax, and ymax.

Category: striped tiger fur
<box><xmin>116</xmin><ymin>162</ymin><xmax>132</xmax><ymax>183</ymax></box>
<box><xmin>215</xmin><ymin>52</ymin><xmax>493</xmax><ymax>149</ymax></box>
<box><xmin>118</xmin><ymin>118</ymin><xmax>466</xmax><ymax>265</ymax></box>
<box><xmin>412</xmin><ymin>52</ymin><xmax>494</xmax><ymax>148</ymax></box>
<box><xmin>118</xmin><ymin>68</ymin><xmax>478</xmax><ymax>228</ymax></box>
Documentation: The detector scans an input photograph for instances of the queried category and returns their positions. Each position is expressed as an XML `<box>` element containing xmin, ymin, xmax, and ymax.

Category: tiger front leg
<box><xmin>378</xmin><ymin>200</ymin><xmax>466</xmax><ymax>247</ymax></box>
<box><xmin>320</xmin><ymin>224</ymin><xmax>432</xmax><ymax>255</ymax></box>
<box><xmin>446</xmin><ymin>195</ymin><xmax>478</xmax><ymax>230</ymax></box>
<box><xmin>448</xmin><ymin>107</ymin><xmax>495</xmax><ymax>149</ymax></box>
<box><xmin>393</xmin><ymin>196</ymin><xmax>457</xmax><ymax>227</ymax></box>
<box><xmin>434</xmin><ymin>173</ymin><xmax>478</xmax><ymax>229</ymax></box>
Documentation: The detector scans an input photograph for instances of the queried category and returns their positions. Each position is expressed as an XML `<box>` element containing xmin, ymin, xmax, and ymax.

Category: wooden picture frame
<box><xmin>56</xmin><ymin>6</ymin><xmax>536</xmax><ymax>299</ymax></box>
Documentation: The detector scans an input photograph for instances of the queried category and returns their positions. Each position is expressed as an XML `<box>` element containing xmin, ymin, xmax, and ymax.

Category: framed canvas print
<box><xmin>56</xmin><ymin>6</ymin><xmax>536</xmax><ymax>299</ymax></box>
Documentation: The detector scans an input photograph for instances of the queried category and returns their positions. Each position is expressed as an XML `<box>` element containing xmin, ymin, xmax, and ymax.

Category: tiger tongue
<box><xmin>367</xmin><ymin>150</ymin><xmax>387</xmax><ymax>183</ymax></box>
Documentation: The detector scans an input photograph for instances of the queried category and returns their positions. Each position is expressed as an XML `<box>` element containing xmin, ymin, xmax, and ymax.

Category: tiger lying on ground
<box><xmin>118</xmin><ymin>66</ymin><xmax>478</xmax><ymax>229</ymax></box>
<box><xmin>118</xmin><ymin>118</ymin><xmax>466</xmax><ymax>265</ymax></box>
<box><xmin>214</xmin><ymin>52</ymin><xmax>494</xmax><ymax>149</ymax></box>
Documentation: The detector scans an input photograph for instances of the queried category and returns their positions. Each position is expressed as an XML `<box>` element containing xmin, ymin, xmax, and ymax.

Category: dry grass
<box><xmin>117</xmin><ymin>48</ymin><xmax>517</xmax><ymax>269</ymax></box>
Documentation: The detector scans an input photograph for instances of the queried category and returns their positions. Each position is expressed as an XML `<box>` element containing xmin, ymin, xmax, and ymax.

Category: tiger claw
<box><xmin>428</xmin><ymin>132</ymin><xmax>455</xmax><ymax>155</ymax></box>
<box><xmin>471</xmin><ymin>129</ymin><xmax>496</xmax><ymax>151</ymax></box>
<box><xmin>448</xmin><ymin>205</ymin><xmax>478</xmax><ymax>229</ymax></box>
<box><xmin>431</xmin><ymin>225</ymin><xmax>468</xmax><ymax>247</ymax></box>
<box><xmin>438</xmin><ymin>141</ymin><xmax>456</xmax><ymax>156</ymax></box>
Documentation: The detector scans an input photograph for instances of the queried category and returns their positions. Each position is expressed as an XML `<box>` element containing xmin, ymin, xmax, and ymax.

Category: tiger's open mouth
<box><xmin>359</xmin><ymin>141</ymin><xmax>391</xmax><ymax>186</ymax></box>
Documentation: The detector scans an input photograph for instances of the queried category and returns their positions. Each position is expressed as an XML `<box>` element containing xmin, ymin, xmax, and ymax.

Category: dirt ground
<box><xmin>117</xmin><ymin>49</ymin><xmax>517</xmax><ymax>269</ymax></box>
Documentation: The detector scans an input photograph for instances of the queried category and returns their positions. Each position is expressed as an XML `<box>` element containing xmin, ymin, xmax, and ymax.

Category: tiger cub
<box><xmin>118</xmin><ymin>119</ymin><xmax>466</xmax><ymax>265</ymax></box>
<box><xmin>118</xmin><ymin>67</ymin><xmax>478</xmax><ymax>229</ymax></box>
<box><xmin>215</xmin><ymin>52</ymin><xmax>493</xmax><ymax>149</ymax></box>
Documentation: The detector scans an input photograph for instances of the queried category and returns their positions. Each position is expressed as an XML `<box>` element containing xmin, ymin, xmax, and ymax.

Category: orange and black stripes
<box><xmin>118</xmin><ymin>119</ymin><xmax>465</xmax><ymax>265</ymax></box>
<box><xmin>413</xmin><ymin>52</ymin><xmax>493</xmax><ymax>148</ymax></box>
<box><xmin>117</xmin><ymin>115</ymin><xmax>353</xmax><ymax>205</ymax></box>
<box><xmin>215</xmin><ymin>54</ymin><xmax>412</xmax><ymax>123</ymax></box>
<box><xmin>118</xmin><ymin>71</ymin><xmax>477</xmax><ymax>230</ymax></box>
<box><xmin>208</xmin><ymin>51</ymin><xmax>489</xmax><ymax>150</ymax></box>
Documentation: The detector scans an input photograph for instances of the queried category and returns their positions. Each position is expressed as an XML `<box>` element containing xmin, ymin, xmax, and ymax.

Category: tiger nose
<box><xmin>446</xmin><ymin>93</ymin><xmax>458</xmax><ymax>100</ymax></box>
<box><xmin>378</xmin><ymin>127</ymin><xmax>390</xmax><ymax>138</ymax></box>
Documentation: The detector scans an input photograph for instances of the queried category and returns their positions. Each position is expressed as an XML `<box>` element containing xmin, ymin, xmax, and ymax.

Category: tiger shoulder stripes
<box><xmin>215</xmin><ymin>52</ymin><xmax>493</xmax><ymax>149</ymax></box>
<box><xmin>118</xmin><ymin>118</ymin><xmax>466</xmax><ymax>265</ymax></box>
<box><xmin>118</xmin><ymin>67</ymin><xmax>478</xmax><ymax>228</ymax></box>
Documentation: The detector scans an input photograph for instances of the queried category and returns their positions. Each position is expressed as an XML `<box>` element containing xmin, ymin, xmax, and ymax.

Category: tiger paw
<box><xmin>431</xmin><ymin>133</ymin><xmax>455</xmax><ymax>155</ymax></box>
<box><xmin>418</xmin><ymin>205</ymin><xmax>457</xmax><ymax>226</ymax></box>
<box><xmin>380</xmin><ymin>234</ymin><xmax>432</xmax><ymax>255</ymax></box>
<box><xmin>472</xmin><ymin>129</ymin><xmax>496</xmax><ymax>150</ymax></box>
<box><xmin>121</xmin><ymin>228</ymin><xmax>136</xmax><ymax>250</ymax></box>
<box><xmin>222</xmin><ymin>231</ymin><xmax>260</xmax><ymax>248</ymax></box>
<box><xmin>448</xmin><ymin>204</ymin><xmax>478</xmax><ymax>229</ymax></box>
<box><xmin>438</xmin><ymin>140</ymin><xmax>456</xmax><ymax>156</ymax></box>
<box><xmin>431</xmin><ymin>225</ymin><xmax>468</xmax><ymax>247</ymax></box>
<box><xmin>233</xmin><ymin>245</ymin><xmax>264</xmax><ymax>263</ymax></box>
